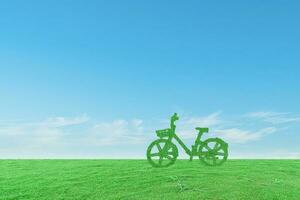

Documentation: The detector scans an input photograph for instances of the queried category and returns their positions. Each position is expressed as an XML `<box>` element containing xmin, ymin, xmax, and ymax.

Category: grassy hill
<box><xmin>0</xmin><ymin>160</ymin><xmax>299</xmax><ymax>200</ymax></box>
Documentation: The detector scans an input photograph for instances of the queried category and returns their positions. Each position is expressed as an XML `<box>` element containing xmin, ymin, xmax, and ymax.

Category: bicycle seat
<box><xmin>195</xmin><ymin>127</ymin><xmax>209</xmax><ymax>133</ymax></box>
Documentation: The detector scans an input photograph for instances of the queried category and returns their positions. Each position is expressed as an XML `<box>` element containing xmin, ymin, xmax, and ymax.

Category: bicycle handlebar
<box><xmin>170</xmin><ymin>113</ymin><xmax>179</xmax><ymax>130</ymax></box>
<box><xmin>171</xmin><ymin>113</ymin><xmax>179</xmax><ymax>122</ymax></box>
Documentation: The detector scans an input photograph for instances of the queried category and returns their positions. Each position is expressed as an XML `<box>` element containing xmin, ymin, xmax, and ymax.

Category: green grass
<box><xmin>0</xmin><ymin>160</ymin><xmax>299</xmax><ymax>200</ymax></box>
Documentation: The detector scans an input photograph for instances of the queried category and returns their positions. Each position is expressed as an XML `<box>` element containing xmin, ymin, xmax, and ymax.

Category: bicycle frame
<box><xmin>171</xmin><ymin>133</ymin><xmax>193</xmax><ymax>156</ymax></box>
<box><xmin>166</xmin><ymin>126</ymin><xmax>208</xmax><ymax>160</ymax></box>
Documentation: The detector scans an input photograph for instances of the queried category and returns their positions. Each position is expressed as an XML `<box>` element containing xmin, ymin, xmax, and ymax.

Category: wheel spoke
<box><xmin>159</xmin><ymin>156</ymin><xmax>163</xmax><ymax>164</ymax></box>
<box><xmin>165</xmin><ymin>155</ymin><xmax>173</xmax><ymax>160</ymax></box>
<box><xmin>150</xmin><ymin>153</ymin><xmax>160</xmax><ymax>157</ymax></box>
<box><xmin>204</xmin><ymin>143</ymin><xmax>212</xmax><ymax>151</ymax></box>
<box><xmin>213</xmin><ymin>142</ymin><xmax>219</xmax><ymax>150</ymax></box>
<box><xmin>163</xmin><ymin>143</ymin><xmax>169</xmax><ymax>150</ymax></box>
<box><xmin>212</xmin><ymin>157</ymin><xmax>217</xmax><ymax>165</ymax></box>
<box><xmin>199</xmin><ymin>151</ymin><xmax>209</xmax><ymax>156</ymax></box>
<box><xmin>156</xmin><ymin>143</ymin><xmax>162</xmax><ymax>151</ymax></box>
<box><xmin>215</xmin><ymin>145</ymin><xmax>223</xmax><ymax>151</ymax></box>
<box><xmin>167</xmin><ymin>152</ymin><xmax>175</xmax><ymax>156</ymax></box>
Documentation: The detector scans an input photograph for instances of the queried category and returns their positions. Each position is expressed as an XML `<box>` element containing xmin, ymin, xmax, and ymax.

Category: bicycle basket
<box><xmin>156</xmin><ymin>129</ymin><xmax>171</xmax><ymax>138</ymax></box>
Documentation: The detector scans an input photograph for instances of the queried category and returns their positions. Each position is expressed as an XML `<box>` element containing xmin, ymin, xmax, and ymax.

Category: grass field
<box><xmin>0</xmin><ymin>160</ymin><xmax>299</xmax><ymax>200</ymax></box>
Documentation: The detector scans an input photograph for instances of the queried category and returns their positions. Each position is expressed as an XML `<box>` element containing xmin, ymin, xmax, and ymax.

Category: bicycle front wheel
<box><xmin>146</xmin><ymin>139</ymin><xmax>178</xmax><ymax>168</ymax></box>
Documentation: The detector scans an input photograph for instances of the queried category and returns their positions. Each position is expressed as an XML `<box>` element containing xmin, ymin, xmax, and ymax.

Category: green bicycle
<box><xmin>147</xmin><ymin>113</ymin><xmax>229</xmax><ymax>168</ymax></box>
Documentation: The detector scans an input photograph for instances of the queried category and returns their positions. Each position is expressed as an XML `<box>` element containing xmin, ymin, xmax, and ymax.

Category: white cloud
<box><xmin>214</xmin><ymin>127</ymin><xmax>277</xmax><ymax>143</ymax></box>
<box><xmin>0</xmin><ymin>115</ymin><xmax>89</xmax><ymax>135</ymax></box>
<box><xmin>176</xmin><ymin>112</ymin><xmax>221</xmax><ymax>139</ymax></box>
<box><xmin>246</xmin><ymin>111</ymin><xmax>300</xmax><ymax>124</ymax></box>
<box><xmin>0</xmin><ymin>115</ymin><xmax>90</xmax><ymax>149</ymax></box>
<box><xmin>88</xmin><ymin>119</ymin><xmax>146</xmax><ymax>145</ymax></box>
<box><xmin>41</xmin><ymin>115</ymin><xmax>89</xmax><ymax>127</ymax></box>
<box><xmin>175</xmin><ymin>112</ymin><xmax>275</xmax><ymax>143</ymax></box>
<box><xmin>173</xmin><ymin>112</ymin><xmax>279</xmax><ymax>143</ymax></box>
<box><xmin>183</xmin><ymin>112</ymin><xmax>221</xmax><ymax>127</ymax></box>
<box><xmin>0</xmin><ymin>116</ymin><xmax>147</xmax><ymax>157</ymax></box>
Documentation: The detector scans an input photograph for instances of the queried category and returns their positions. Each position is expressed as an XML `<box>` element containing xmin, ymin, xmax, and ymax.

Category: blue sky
<box><xmin>0</xmin><ymin>0</ymin><xmax>300</xmax><ymax>158</ymax></box>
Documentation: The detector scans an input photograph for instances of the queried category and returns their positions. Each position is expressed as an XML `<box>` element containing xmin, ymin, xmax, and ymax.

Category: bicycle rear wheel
<box><xmin>198</xmin><ymin>138</ymin><xmax>228</xmax><ymax>166</ymax></box>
